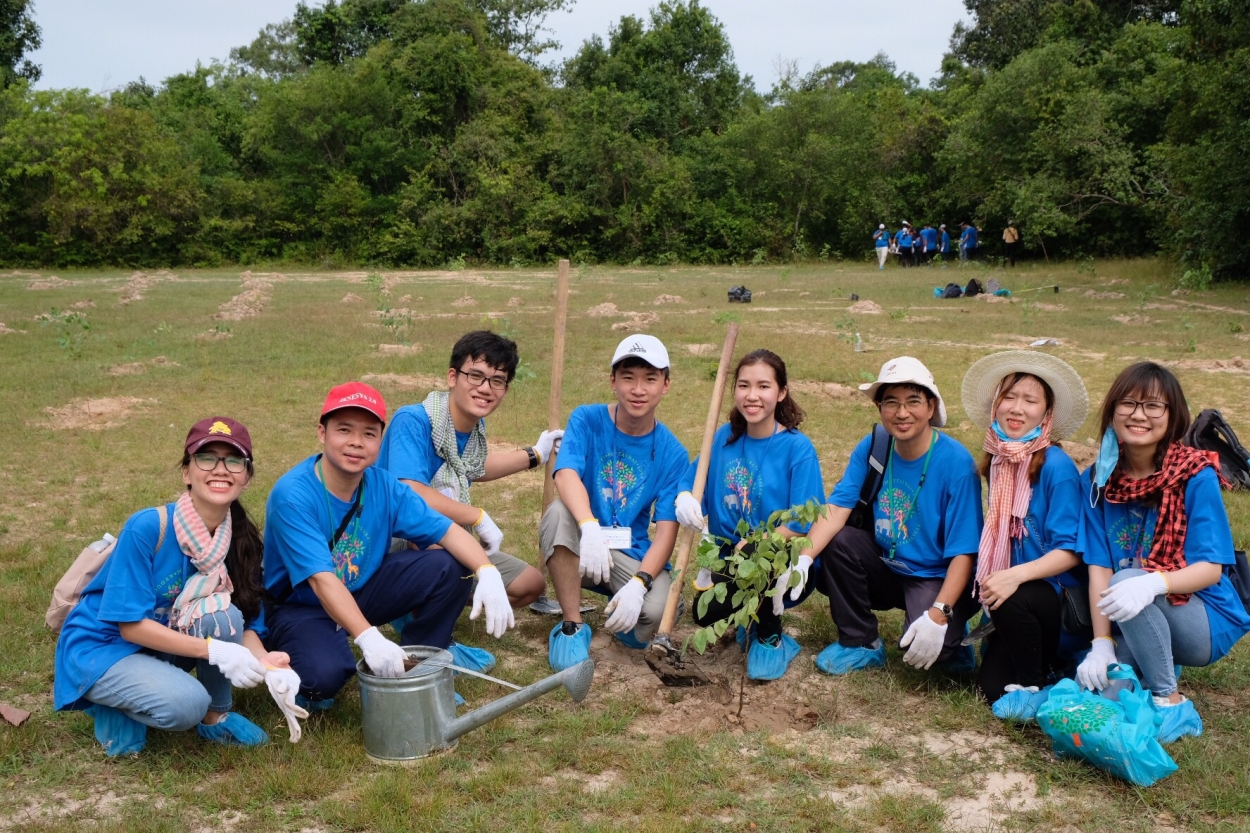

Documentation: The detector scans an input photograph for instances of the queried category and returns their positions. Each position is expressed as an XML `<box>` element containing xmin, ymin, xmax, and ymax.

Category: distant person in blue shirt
<box><xmin>894</xmin><ymin>222</ymin><xmax>915</xmax><ymax>268</ymax></box>
<box><xmin>542</xmin><ymin>335</ymin><xmax>689</xmax><ymax>670</ymax></box>
<box><xmin>959</xmin><ymin>222</ymin><xmax>979</xmax><ymax>263</ymax></box>
<box><xmin>54</xmin><ymin>417</ymin><xmax>304</xmax><ymax>756</ymax></box>
<box><xmin>1077</xmin><ymin>363</ymin><xmax>1250</xmax><ymax>742</ymax></box>
<box><xmin>674</xmin><ymin>349</ymin><xmax>824</xmax><ymax>681</ymax></box>
<box><xmin>920</xmin><ymin>223</ymin><xmax>939</xmax><ymax>265</ymax></box>
<box><xmin>873</xmin><ymin>224</ymin><xmax>891</xmax><ymax>270</ymax></box>
<box><xmin>377</xmin><ymin>331</ymin><xmax>561</xmax><ymax>673</ymax></box>
<box><xmin>960</xmin><ymin>352</ymin><xmax>1090</xmax><ymax>721</ymax></box>
<box><xmin>264</xmin><ymin>383</ymin><xmax>514</xmax><ymax>710</ymax></box>
<box><xmin>939</xmin><ymin>224</ymin><xmax>951</xmax><ymax>261</ymax></box>
<box><xmin>794</xmin><ymin>357</ymin><xmax>983</xmax><ymax>676</ymax></box>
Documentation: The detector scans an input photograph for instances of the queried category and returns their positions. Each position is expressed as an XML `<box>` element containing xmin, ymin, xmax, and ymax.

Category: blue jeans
<box><xmin>83</xmin><ymin>607</ymin><xmax>244</xmax><ymax>730</ymax></box>
<box><xmin>1111</xmin><ymin>569</ymin><xmax>1212</xmax><ymax>696</ymax></box>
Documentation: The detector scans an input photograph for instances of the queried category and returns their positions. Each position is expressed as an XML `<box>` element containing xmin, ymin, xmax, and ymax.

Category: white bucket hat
<box><xmin>961</xmin><ymin>350</ymin><xmax>1089</xmax><ymax>440</ymax></box>
<box><xmin>859</xmin><ymin>356</ymin><xmax>947</xmax><ymax>427</ymax></box>
<box><xmin>610</xmin><ymin>334</ymin><xmax>670</xmax><ymax>370</ymax></box>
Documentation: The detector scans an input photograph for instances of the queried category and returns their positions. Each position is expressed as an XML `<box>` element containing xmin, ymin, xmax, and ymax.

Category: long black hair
<box><xmin>726</xmin><ymin>349</ymin><xmax>806</xmax><ymax>444</ymax></box>
<box><xmin>179</xmin><ymin>453</ymin><xmax>265</xmax><ymax>623</ymax></box>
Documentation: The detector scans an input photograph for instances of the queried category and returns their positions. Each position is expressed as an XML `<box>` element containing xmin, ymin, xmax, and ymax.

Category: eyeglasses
<box><xmin>456</xmin><ymin>367</ymin><xmax>508</xmax><ymax>391</ymax></box>
<box><xmin>879</xmin><ymin>396</ymin><xmax>929</xmax><ymax>414</ymax></box>
<box><xmin>1114</xmin><ymin>398</ymin><xmax>1168</xmax><ymax>418</ymax></box>
<box><xmin>191</xmin><ymin>452</ymin><xmax>248</xmax><ymax>473</ymax></box>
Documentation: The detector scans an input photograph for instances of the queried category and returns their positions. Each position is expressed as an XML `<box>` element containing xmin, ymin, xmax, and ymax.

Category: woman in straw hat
<box><xmin>961</xmin><ymin>351</ymin><xmax>1089</xmax><ymax>720</ymax></box>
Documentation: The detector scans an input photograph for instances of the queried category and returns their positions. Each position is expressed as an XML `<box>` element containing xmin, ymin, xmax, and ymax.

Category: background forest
<box><xmin>1</xmin><ymin>0</ymin><xmax>1247</xmax><ymax>279</ymax></box>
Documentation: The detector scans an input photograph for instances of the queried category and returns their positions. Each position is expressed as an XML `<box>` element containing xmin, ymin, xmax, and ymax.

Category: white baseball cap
<box><xmin>610</xmin><ymin>334</ymin><xmax>670</xmax><ymax>370</ymax></box>
<box><xmin>859</xmin><ymin>356</ymin><xmax>947</xmax><ymax>427</ymax></box>
<box><xmin>879</xmin><ymin>223</ymin><xmax>885</xmax><ymax>229</ymax></box>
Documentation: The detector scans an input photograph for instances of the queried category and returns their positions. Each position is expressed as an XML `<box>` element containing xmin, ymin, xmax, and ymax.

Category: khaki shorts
<box><xmin>539</xmin><ymin>497</ymin><xmax>672</xmax><ymax>640</ymax></box>
<box><xmin>389</xmin><ymin>538</ymin><xmax>531</xmax><ymax>588</ymax></box>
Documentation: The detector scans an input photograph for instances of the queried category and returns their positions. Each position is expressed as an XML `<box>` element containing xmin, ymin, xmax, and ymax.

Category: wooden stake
<box><xmin>537</xmin><ymin>259</ymin><xmax>570</xmax><ymax>583</ymax></box>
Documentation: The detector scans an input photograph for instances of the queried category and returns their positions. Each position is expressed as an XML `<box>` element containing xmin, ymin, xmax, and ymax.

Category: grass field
<box><xmin>2</xmin><ymin>258</ymin><xmax>1249</xmax><ymax>833</ymax></box>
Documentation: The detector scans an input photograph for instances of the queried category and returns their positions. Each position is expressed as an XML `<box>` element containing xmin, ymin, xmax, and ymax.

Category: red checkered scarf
<box><xmin>1103</xmin><ymin>443</ymin><xmax>1221</xmax><ymax>605</ymax></box>
<box><xmin>974</xmin><ymin>413</ymin><xmax>1053</xmax><ymax>602</ymax></box>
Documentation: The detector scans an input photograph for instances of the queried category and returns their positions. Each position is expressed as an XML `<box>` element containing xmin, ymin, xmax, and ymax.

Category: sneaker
<box><xmin>612</xmin><ymin>628</ymin><xmax>648</xmax><ymax>650</ymax></box>
<box><xmin>991</xmin><ymin>685</ymin><xmax>1051</xmax><ymax>723</ymax></box>
<box><xmin>85</xmin><ymin>704</ymin><xmax>146</xmax><ymax>757</ymax></box>
<box><xmin>448</xmin><ymin>642</ymin><xmax>497</xmax><ymax>673</ymax></box>
<box><xmin>294</xmin><ymin>694</ymin><xmax>335</xmax><ymax>713</ymax></box>
<box><xmin>814</xmin><ymin>640</ymin><xmax>885</xmax><ymax>676</ymax></box>
<box><xmin>196</xmin><ymin>713</ymin><xmax>269</xmax><ymax>747</ymax></box>
<box><xmin>548</xmin><ymin>622</ymin><xmax>592</xmax><ymax>671</ymax></box>
<box><xmin>747</xmin><ymin>633</ymin><xmax>801</xmax><ymax>681</ymax></box>
<box><xmin>1152</xmin><ymin>695</ymin><xmax>1203</xmax><ymax>744</ymax></box>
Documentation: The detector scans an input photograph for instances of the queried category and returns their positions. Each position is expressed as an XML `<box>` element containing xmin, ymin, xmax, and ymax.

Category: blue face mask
<box><xmin>1090</xmin><ymin>426</ymin><xmax>1120</xmax><ymax>505</ymax></box>
<box><xmin>990</xmin><ymin>420</ymin><xmax>1043</xmax><ymax>443</ymax></box>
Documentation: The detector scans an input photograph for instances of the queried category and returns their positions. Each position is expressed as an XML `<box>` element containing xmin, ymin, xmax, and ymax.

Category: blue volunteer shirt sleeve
<box><xmin>940</xmin><ymin>461</ymin><xmax>983</xmax><ymax>559</ymax></box>
<box><xmin>1041</xmin><ymin>450</ymin><xmax>1081</xmax><ymax>553</ymax></box>
<box><xmin>388</xmin><ymin>473</ymin><xmax>455</xmax><ymax>547</ymax></box>
<box><xmin>829</xmin><ymin>434</ymin><xmax>873</xmax><ymax>509</ymax></box>
<box><xmin>1078</xmin><ymin>469</ymin><xmax>1114</xmax><ymax>569</ymax></box>
<box><xmin>266</xmin><ymin>497</ymin><xmax>339</xmax><ymax>588</ymax></box>
<box><xmin>1181</xmin><ymin>467</ymin><xmax>1236</xmax><ymax>567</ymax></box>
<box><xmin>379</xmin><ymin>405</ymin><xmax>439</xmax><ymax>485</ymax></box>
<box><xmin>651</xmin><ymin>431</ymin><xmax>689</xmax><ymax>524</ymax></box>
<box><xmin>786</xmin><ymin>439</ymin><xmax>824</xmax><ymax>533</ymax></box>
<box><xmin>96</xmin><ymin>508</ymin><xmax>164</xmax><ymax>625</ymax></box>
<box><xmin>553</xmin><ymin>406</ymin><xmax>593</xmax><ymax>481</ymax></box>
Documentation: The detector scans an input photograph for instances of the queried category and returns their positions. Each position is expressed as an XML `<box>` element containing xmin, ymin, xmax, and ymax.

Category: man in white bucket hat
<box><xmin>786</xmin><ymin>356</ymin><xmax>983</xmax><ymax>676</ymax></box>
<box><xmin>873</xmin><ymin>223</ymin><xmax>890</xmax><ymax>270</ymax></box>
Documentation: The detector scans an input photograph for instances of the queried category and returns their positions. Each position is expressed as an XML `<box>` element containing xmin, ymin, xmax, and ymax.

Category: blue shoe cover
<box><xmin>389</xmin><ymin>613</ymin><xmax>413</xmax><ymax>637</ymax></box>
<box><xmin>1155</xmin><ymin>697</ymin><xmax>1203</xmax><ymax>744</ymax></box>
<box><xmin>613</xmin><ymin>628</ymin><xmax>648</xmax><ymax>650</ymax></box>
<box><xmin>454</xmin><ymin>691</ymin><xmax>466</xmax><ymax>707</ymax></box>
<box><xmin>747</xmin><ymin>634</ymin><xmax>801</xmax><ymax>681</ymax></box>
<box><xmin>196</xmin><ymin>713</ymin><xmax>269</xmax><ymax>747</ymax></box>
<box><xmin>295</xmin><ymin>694</ymin><xmax>335</xmax><ymax>712</ymax></box>
<box><xmin>548</xmin><ymin>622</ymin><xmax>592</xmax><ymax>671</ymax></box>
<box><xmin>448</xmin><ymin>641</ymin><xmax>497</xmax><ymax>673</ymax></box>
<box><xmin>814</xmin><ymin>641</ymin><xmax>885</xmax><ymax>676</ymax></box>
<box><xmin>991</xmin><ymin>685</ymin><xmax>1052</xmax><ymax>723</ymax></box>
<box><xmin>735</xmin><ymin>625</ymin><xmax>754</xmax><ymax>652</ymax></box>
<box><xmin>86</xmin><ymin>704</ymin><xmax>146</xmax><ymax>757</ymax></box>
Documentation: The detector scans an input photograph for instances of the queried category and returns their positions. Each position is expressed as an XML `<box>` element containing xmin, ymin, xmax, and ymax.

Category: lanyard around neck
<box><xmin>882</xmin><ymin>429</ymin><xmax>936</xmax><ymax>559</ymax></box>
<box><xmin>317</xmin><ymin>457</ymin><xmax>364</xmax><ymax>551</ymax></box>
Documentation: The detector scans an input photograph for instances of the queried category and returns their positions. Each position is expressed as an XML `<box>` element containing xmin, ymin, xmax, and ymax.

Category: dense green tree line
<box><xmin>0</xmin><ymin>0</ymin><xmax>1246</xmax><ymax>278</ymax></box>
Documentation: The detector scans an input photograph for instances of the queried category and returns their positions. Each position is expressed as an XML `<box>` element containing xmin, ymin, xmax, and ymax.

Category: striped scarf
<box><xmin>423</xmin><ymin>389</ymin><xmax>488</xmax><ymax>509</ymax></box>
<box><xmin>168</xmin><ymin>490</ymin><xmax>235</xmax><ymax>633</ymax></box>
<box><xmin>1104</xmin><ymin>443</ymin><xmax>1220</xmax><ymax>606</ymax></box>
<box><xmin>975</xmin><ymin>413</ymin><xmax>1053</xmax><ymax>602</ymax></box>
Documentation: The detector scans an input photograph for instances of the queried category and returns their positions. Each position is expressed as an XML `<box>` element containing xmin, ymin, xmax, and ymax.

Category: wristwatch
<box><xmin>930</xmin><ymin>602</ymin><xmax>954</xmax><ymax>622</ymax></box>
<box><xmin>633</xmin><ymin>570</ymin><xmax>654</xmax><ymax>592</ymax></box>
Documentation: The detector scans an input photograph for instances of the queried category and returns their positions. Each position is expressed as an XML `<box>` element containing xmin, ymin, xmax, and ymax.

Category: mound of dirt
<box><xmin>507</xmin><ymin>297</ymin><xmax>523</xmax><ymax>307</ymax></box>
<box><xmin>46</xmin><ymin>397</ymin><xmax>155</xmax><ymax>430</ymax></box>
<box><xmin>375</xmin><ymin>344</ymin><xmax>423</xmax><ymax>355</ymax></box>
<box><xmin>790</xmin><ymin>380</ymin><xmax>863</xmax><ymax>401</ymax></box>
<box><xmin>361</xmin><ymin>372</ymin><xmax>444</xmax><ymax>390</ymax></box>
<box><xmin>451</xmin><ymin>295</ymin><xmax>477</xmax><ymax>307</ymax></box>
<box><xmin>686</xmin><ymin>343</ymin><xmax>717</xmax><ymax>356</ymax></box>
<box><xmin>70</xmin><ymin>300</ymin><xmax>95</xmax><ymax>309</ymax></box>
<box><xmin>117</xmin><ymin>271</ymin><xmax>155</xmax><ymax>305</ymax></box>
<box><xmin>196</xmin><ymin>328</ymin><xmax>233</xmax><ymax>341</ymax></box>
<box><xmin>1111</xmin><ymin>314</ymin><xmax>1150</xmax><ymax>325</ymax></box>
<box><xmin>979</xmin><ymin>294</ymin><xmax>1015</xmax><ymax>304</ymax></box>
<box><xmin>653</xmin><ymin>294</ymin><xmax>684</xmax><ymax>305</ymax></box>
<box><xmin>1033</xmin><ymin>302</ymin><xmax>1066</xmax><ymax>311</ymax></box>
<box><xmin>107</xmin><ymin>357</ymin><xmax>179</xmax><ymax>376</ymax></box>
<box><xmin>1083</xmin><ymin>290</ymin><xmax>1125</xmax><ymax>299</ymax></box>
<box><xmin>0</xmin><ymin>322</ymin><xmax>24</xmax><ymax>335</ymax></box>
<box><xmin>341</xmin><ymin>293</ymin><xmax>362</xmax><ymax>303</ymax></box>
<box><xmin>848</xmin><ymin>300</ymin><xmax>883</xmax><ymax>315</ymax></box>
<box><xmin>611</xmin><ymin>312</ymin><xmax>659</xmax><ymax>331</ymax></box>
<box><xmin>26</xmin><ymin>276</ymin><xmax>70</xmax><ymax>290</ymax></box>
<box><xmin>1060</xmin><ymin>440</ymin><xmax>1099</xmax><ymax>470</ymax></box>
<box><xmin>215</xmin><ymin>271</ymin><xmax>278</xmax><ymax>321</ymax></box>
<box><xmin>1168</xmin><ymin>357</ymin><xmax>1250</xmax><ymax>374</ymax></box>
<box><xmin>587</xmin><ymin>302</ymin><xmax>621</xmax><ymax>317</ymax></box>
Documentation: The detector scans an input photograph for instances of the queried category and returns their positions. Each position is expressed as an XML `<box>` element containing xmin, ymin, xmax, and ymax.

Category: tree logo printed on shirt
<box><xmin>333</xmin><ymin>529</ymin><xmax>368</xmax><ymax>587</ymax></box>
<box><xmin>1109</xmin><ymin>508</ymin><xmax>1152</xmax><ymax>570</ymax></box>
<box><xmin>723</xmin><ymin>457</ymin><xmax>758</xmax><ymax>518</ymax></box>
<box><xmin>596</xmin><ymin>451</ymin><xmax>645</xmax><ymax>516</ymax></box>
<box><xmin>875</xmin><ymin>485</ymin><xmax>919</xmax><ymax>548</ymax></box>
<box><xmin>155</xmin><ymin>570</ymin><xmax>183</xmax><ymax>611</ymax></box>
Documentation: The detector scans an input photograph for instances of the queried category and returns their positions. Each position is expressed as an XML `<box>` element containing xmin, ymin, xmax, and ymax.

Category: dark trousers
<box><xmin>814</xmin><ymin>526</ymin><xmax>977</xmax><ymax>663</ymax></box>
<box><xmin>266</xmin><ymin>547</ymin><xmax>473</xmax><ymax>700</ymax></box>
<box><xmin>1004</xmin><ymin>241</ymin><xmax>1019</xmax><ymax>266</ymax></box>
<box><xmin>691</xmin><ymin>542</ymin><xmax>820</xmax><ymax>640</ymax></box>
<box><xmin>975</xmin><ymin>579</ymin><xmax>1062</xmax><ymax>703</ymax></box>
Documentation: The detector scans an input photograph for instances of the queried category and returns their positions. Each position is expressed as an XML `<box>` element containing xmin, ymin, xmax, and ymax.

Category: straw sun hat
<box><xmin>961</xmin><ymin>351</ymin><xmax>1089</xmax><ymax>440</ymax></box>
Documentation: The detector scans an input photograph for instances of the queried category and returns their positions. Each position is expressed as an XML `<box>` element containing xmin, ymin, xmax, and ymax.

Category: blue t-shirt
<box><xmin>999</xmin><ymin>445</ymin><xmax>1084</xmax><ymax>591</ymax></box>
<box><xmin>874</xmin><ymin>229</ymin><xmax>890</xmax><ymax>248</ymax></box>
<box><xmin>939</xmin><ymin>230</ymin><xmax>951</xmax><ymax>253</ymax></box>
<box><xmin>920</xmin><ymin>228</ymin><xmax>938</xmax><ymax>252</ymax></box>
<box><xmin>894</xmin><ymin>229</ymin><xmax>913</xmax><ymax>248</ymax></box>
<box><xmin>829</xmin><ymin>431</ymin><xmax>983</xmax><ymax>577</ymax></box>
<box><xmin>263</xmin><ymin>455</ymin><xmax>454</xmax><ymax>606</ymax></box>
<box><xmin>681</xmin><ymin>423</ymin><xmax>824</xmax><ymax>541</ymax></box>
<box><xmin>1080</xmin><ymin>466</ymin><xmax>1250</xmax><ymax>662</ymax></box>
<box><xmin>960</xmin><ymin>227</ymin><xmax>978</xmax><ymax>249</ymax></box>
<box><xmin>377</xmin><ymin>402</ymin><xmax>474</xmax><ymax>490</ymax></box>
<box><xmin>554</xmin><ymin>404</ymin><xmax>689</xmax><ymax>562</ymax></box>
<box><xmin>54</xmin><ymin>504</ymin><xmax>267</xmax><ymax>711</ymax></box>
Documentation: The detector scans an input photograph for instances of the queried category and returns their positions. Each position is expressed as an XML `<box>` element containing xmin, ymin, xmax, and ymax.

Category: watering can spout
<box><xmin>444</xmin><ymin>658</ymin><xmax>595</xmax><ymax>742</ymax></box>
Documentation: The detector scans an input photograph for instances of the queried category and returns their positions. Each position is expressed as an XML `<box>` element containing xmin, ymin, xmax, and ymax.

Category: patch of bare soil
<box><xmin>341</xmin><ymin>293</ymin><xmax>362</xmax><ymax>303</ymax></box>
<box><xmin>611</xmin><ymin>311</ymin><xmax>659</xmax><ymax>331</ymax></box>
<box><xmin>451</xmin><ymin>295</ymin><xmax>477</xmax><ymax>307</ymax></box>
<box><xmin>507</xmin><ymin>297</ymin><xmax>523</xmax><ymax>307</ymax></box>
<box><xmin>1084</xmin><ymin>290</ymin><xmax>1125</xmax><ymax>299</ymax></box>
<box><xmin>540</xmin><ymin>768</ymin><xmax>623</xmax><ymax>795</ymax></box>
<box><xmin>215</xmin><ymin>271</ymin><xmax>281</xmax><ymax>321</ymax></box>
<box><xmin>587</xmin><ymin>302</ymin><xmax>621</xmax><ymax>317</ymax></box>
<box><xmin>0</xmin><ymin>322</ymin><xmax>24</xmax><ymax>335</ymax></box>
<box><xmin>107</xmin><ymin>356</ymin><xmax>179</xmax><ymax>376</ymax></box>
<box><xmin>116</xmin><ymin>270</ymin><xmax>166</xmax><ymax>305</ymax></box>
<box><xmin>653</xmin><ymin>294</ymin><xmax>684</xmax><ymax>305</ymax></box>
<box><xmin>1111</xmin><ymin>314</ymin><xmax>1150</xmax><ymax>325</ymax></box>
<box><xmin>1033</xmin><ymin>302</ymin><xmax>1066</xmax><ymax>311</ymax></box>
<box><xmin>904</xmin><ymin>315</ymin><xmax>938</xmax><ymax>322</ymax></box>
<box><xmin>70</xmin><ymin>300</ymin><xmax>95</xmax><ymax>309</ymax></box>
<box><xmin>790</xmin><ymin>380</ymin><xmax>863</xmax><ymax>401</ymax></box>
<box><xmin>686</xmin><ymin>343</ymin><xmax>717</xmax><ymax>356</ymax></box>
<box><xmin>1061</xmin><ymin>440</ymin><xmax>1099</xmax><ymax>470</ymax></box>
<box><xmin>1</xmin><ymin>788</ymin><xmax>153</xmax><ymax>831</ymax></box>
<box><xmin>361</xmin><ymin>372</ymin><xmax>445</xmax><ymax>390</ymax></box>
<box><xmin>375</xmin><ymin>344</ymin><xmax>423</xmax><ymax>356</ymax></box>
<box><xmin>848</xmin><ymin>300</ymin><xmax>882</xmax><ymax>315</ymax></box>
<box><xmin>978</xmin><ymin>294</ymin><xmax>1015</xmax><ymax>304</ymax></box>
<box><xmin>25</xmin><ymin>276</ymin><xmax>70</xmax><ymax>290</ymax></box>
<box><xmin>397</xmin><ymin>294</ymin><xmax>411</xmax><ymax>303</ymax></box>
<box><xmin>45</xmin><ymin>397</ymin><xmax>154</xmax><ymax>430</ymax></box>
<box><xmin>1167</xmin><ymin>357</ymin><xmax>1250</xmax><ymax>375</ymax></box>
<box><xmin>196</xmin><ymin>328</ymin><xmax>233</xmax><ymax>341</ymax></box>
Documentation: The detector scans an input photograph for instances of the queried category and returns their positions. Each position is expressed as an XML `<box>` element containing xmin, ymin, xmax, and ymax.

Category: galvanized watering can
<box><xmin>357</xmin><ymin>645</ymin><xmax>595</xmax><ymax>764</ymax></box>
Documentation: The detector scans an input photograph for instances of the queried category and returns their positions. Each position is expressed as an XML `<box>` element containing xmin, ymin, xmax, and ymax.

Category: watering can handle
<box><xmin>407</xmin><ymin>657</ymin><xmax>522</xmax><ymax>691</ymax></box>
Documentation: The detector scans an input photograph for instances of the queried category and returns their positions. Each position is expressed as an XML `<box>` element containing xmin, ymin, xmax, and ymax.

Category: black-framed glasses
<box><xmin>456</xmin><ymin>367</ymin><xmax>508</xmax><ymax>391</ymax></box>
<box><xmin>1114</xmin><ymin>399</ymin><xmax>1168</xmax><ymax>418</ymax></box>
<box><xmin>191</xmin><ymin>452</ymin><xmax>248</xmax><ymax>473</ymax></box>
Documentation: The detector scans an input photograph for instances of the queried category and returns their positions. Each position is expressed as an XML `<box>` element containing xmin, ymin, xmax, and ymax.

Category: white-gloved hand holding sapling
<box><xmin>899</xmin><ymin>611</ymin><xmax>947</xmax><ymax>670</ymax></box>
<box><xmin>674</xmin><ymin>491</ymin><xmax>705</xmax><ymax>531</ymax></box>
<box><xmin>534</xmin><ymin>430</ymin><xmax>563</xmax><ymax>464</ymax></box>
<box><xmin>603</xmin><ymin>576</ymin><xmax>647</xmax><ymax>633</ymax></box>
<box><xmin>206</xmin><ymin>638</ymin><xmax>267</xmax><ymax>688</ymax></box>
<box><xmin>355</xmin><ymin>626</ymin><xmax>407</xmax><ymax>678</ymax></box>
<box><xmin>578</xmin><ymin>520</ymin><xmax>613</xmax><ymax>585</ymax></box>
<box><xmin>1076</xmin><ymin>637</ymin><xmax>1117</xmax><ymax>691</ymax></box>
<box><xmin>470</xmin><ymin>565</ymin><xmax>515</xmax><ymax>638</ymax></box>
<box><xmin>771</xmin><ymin>555</ymin><xmax>813</xmax><ymax>616</ymax></box>
<box><xmin>473</xmin><ymin>510</ymin><xmax>504</xmax><ymax>557</ymax></box>
<box><xmin>1098</xmin><ymin>571</ymin><xmax>1168</xmax><ymax>622</ymax></box>
<box><xmin>264</xmin><ymin>667</ymin><xmax>310</xmax><ymax>743</ymax></box>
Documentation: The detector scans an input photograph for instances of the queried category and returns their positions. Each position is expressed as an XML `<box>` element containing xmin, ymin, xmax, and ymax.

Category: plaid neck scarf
<box><xmin>975</xmin><ymin>413</ymin><xmax>1053</xmax><ymax>602</ymax></box>
<box><xmin>1103</xmin><ymin>443</ymin><xmax>1220</xmax><ymax>605</ymax></box>
<box><xmin>169</xmin><ymin>490</ymin><xmax>235</xmax><ymax>633</ymax></box>
<box><xmin>422</xmin><ymin>389</ymin><xmax>488</xmax><ymax>508</ymax></box>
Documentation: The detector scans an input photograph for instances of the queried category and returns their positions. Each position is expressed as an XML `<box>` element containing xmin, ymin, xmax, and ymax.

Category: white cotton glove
<box><xmin>206</xmin><ymin>638</ymin><xmax>267</xmax><ymax>688</ymax></box>
<box><xmin>534</xmin><ymin>429</ymin><xmax>563</xmax><ymax>464</ymax></box>
<box><xmin>694</xmin><ymin>568</ymin><xmax>715</xmax><ymax>592</ymax></box>
<box><xmin>264</xmin><ymin>667</ymin><xmax>310</xmax><ymax>743</ymax></box>
<box><xmin>578</xmin><ymin>520</ymin><xmax>613</xmax><ymax>586</ymax></box>
<box><xmin>470</xmin><ymin>565</ymin><xmax>515</xmax><ymax>638</ymax></box>
<box><xmin>1097</xmin><ymin>572</ymin><xmax>1168</xmax><ymax>623</ymax></box>
<box><xmin>771</xmin><ymin>555</ymin><xmax>813</xmax><ymax>616</ymax></box>
<box><xmin>1076</xmin><ymin>638</ymin><xmax>1118</xmax><ymax>692</ymax></box>
<box><xmin>603</xmin><ymin>576</ymin><xmax>648</xmax><ymax>634</ymax></box>
<box><xmin>472</xmin><ymin>510</ymin><xmax>504</xmax><ymax>557</ymax></box>
<box><xmin>674</xmin><ymin>491</ymin><xmax>705</xmax><ymax>531</ymax></box>
<box><xmin>355</xmin><ymin>626</ymin><xmax>407</xmax><ymax>678</ymax></box>
<box><xmin>899</xmin><ymin>611</ymin><xmax>948</xmax><ymax>670</ymax></box>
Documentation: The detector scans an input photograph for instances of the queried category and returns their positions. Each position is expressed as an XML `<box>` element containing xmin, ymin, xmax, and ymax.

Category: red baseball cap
<box><xmin>185</xmin><ymin>416</ymin><xmax>253</xmax><ymax>458</ymax></box>
<box><xmin>321</xmin><ymin>382</ymin><xmax>387</xmax><ymax>425</ymax></box>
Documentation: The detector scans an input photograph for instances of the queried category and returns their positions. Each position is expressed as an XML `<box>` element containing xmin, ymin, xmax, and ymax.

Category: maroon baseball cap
<box><xmin>185</xmin><ymin>417</ymin><xmax>253</xmax><ymax>458</ymax></box>
<box><xmin>321</xmin><ymin>381</ymin><xmax>387</xmax><ymax>425</ymax></box>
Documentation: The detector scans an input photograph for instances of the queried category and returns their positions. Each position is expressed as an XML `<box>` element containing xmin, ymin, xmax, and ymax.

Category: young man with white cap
<box><xmin>873</xmin><ymin>224</ymin><xmax>890</xmax><ymax>270</ymax></box>
<box><xmin>263</xmin><ymin>382</ymin><xmax>515</xmax><ymax>709</ymax></box>
<box><xmin>785</xmin><ymin>357</ymin><xmax>983</xmax><ymax>676</ymax></box>
<box><xmin>541</xmin><ymin>335</ymin><xmax>689</xmax><ymax>670</ymax></box>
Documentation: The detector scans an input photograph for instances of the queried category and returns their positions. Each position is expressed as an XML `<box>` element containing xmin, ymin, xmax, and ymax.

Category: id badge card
<box><xmin>602</xmin><ymin>526</ymin><xmax>632</xmax><ymax>550</ymax></box>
